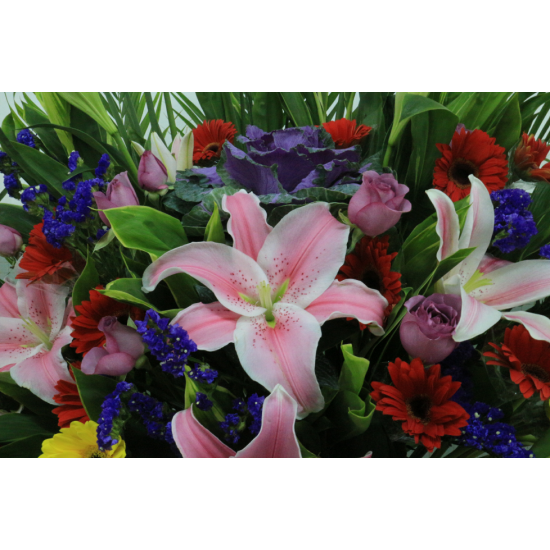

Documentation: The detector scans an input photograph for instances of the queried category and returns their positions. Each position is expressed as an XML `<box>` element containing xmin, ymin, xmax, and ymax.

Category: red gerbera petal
<box><xmin>337</xmin><ymin>235</ymin><xmax>402</xmax><ymax>323</ymax></box>
<box><xmin>484</xmin><ymin>325</ymin><xmax>550</xmax><ymax>401</ymax></box>
<box><xmin>16</xmin><ymin>223</ymin><xmax>79</xmax><ymax>285</ymax></box>
<box><xmin>433</xmin><ymin>127</ymin><xmax>508</xmax><ymax>202</ymax></box>
<box><xmin>513</xmin><ymin>133</ymin><xmax>550</xmax><ymax>183</ymax></box>
<box><xmin>371</xmin><ymin>358</ymin><xmax>470</xmax><ymax>453</ymax></box>
<box><xmin>70</xmin><ymin>287</ymin><xmax>145</xmax><ymax>356</ymax></box>
<box><xmin>322</xmin><ymin>118</ymin><xmax>372</xmax><ymax>149</ymax></box>
<box><xmin>52</xmin><ymin>365</ymin><xmax>90</xmax><ymax>429</ymax></box>
<box><xmin>192</xmin><ymin>120</ymin><xmax>237</xmax><ymax>166</ymax></box>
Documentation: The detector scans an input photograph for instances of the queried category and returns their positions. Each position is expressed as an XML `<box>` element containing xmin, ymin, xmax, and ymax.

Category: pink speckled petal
<box><xmin>426</xmin><ymin>189</ymin><xmax>460</xmax><ymax>262</ymax></box>
<box><xmin>0</xmin><ymin>280</ymin><xmax>20</xmax><ymax>318</ymax></box>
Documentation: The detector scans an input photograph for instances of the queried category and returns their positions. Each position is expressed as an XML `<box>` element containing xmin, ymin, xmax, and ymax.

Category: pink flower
<box><xmin>93</xmin><ymin>172</ymin><xmax>139</xmax><ymax>227</ymax></box>
<box><xmin>0</xmin><ymin>279</ymin><xmax>74</xmax><ymax>404</ymax></box>
<box><xmin>138</xmin><ymin>150</ymin><xmax>169</xmax><ymax>193</ymax></box>
<box><xmin>0</xmin><ymin>225</ymin><xmax>23</xmax><ymax>257</ymax></box>
<box><xmin>81</xmin><ymin>316</ymin><xmax>144</xmax><ymax>377</ymax></box>
<box><xmin>143</xmin><ymin>191</ymin><xmax>388</xmax><ymax>417</ymax></box>
<box><xmin>172</xmin><ymin>385</ymin><xmax>302</xmax><ymax>458</ymax></box>
<box><xmin>348</xmin><ymin>171</ymin><xmax>412</xmax><ymax>237</ymax></box>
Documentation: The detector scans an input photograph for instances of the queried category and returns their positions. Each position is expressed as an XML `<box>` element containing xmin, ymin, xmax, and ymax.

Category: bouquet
<box><xmin>1</xmin><ymin>91</ymin><xmax>550</xmax><ymax>459</ymax></box>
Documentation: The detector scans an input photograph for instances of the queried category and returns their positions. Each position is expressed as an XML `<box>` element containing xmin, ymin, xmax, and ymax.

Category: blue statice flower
<box><xmin>135</xmin><ymin>310</ymin><xmax>198</xmax><ymax>378</ymax></box>
<box><xmin>540</xmin><ymin>245</ymin><xmax>550</xmax><ymax>259</ymax></box>
<box><xmin>97</xmin><ymin>382</ymin><xmax>134</xmax><ymax>451</ymax></box>
<box><xmin>220</xmin><ymin>413</ymin><xmax>242</xmax><ymax>445</ymax></box>
<box><xmin>68</xmin><ymin>151</ymin><xmax>81</xmax><ymax>172</ymax></box>
<box><xmin>42</xmin><ymin>209</ymin><xmax>75</xmax><ymax>248</ymax></box>
<box><xmin>247</xmin><ymin>394</ymin><xmax>265</xmax><ymax>436</ymax></box>
<box><xmin>491</xmin><ymin>189</ymin><xmax>538</xmax><ymax>254</ymax></box>
<box><xmin>165</xmin><ymin>422</ymin><xmax>175</xmax><ymax>447</ymax></box>
<box><xmin>219</xmin><ymin>393</ymin><xmax>266</xmax><ymax>444</ymax></box>
<box><xmin>3</xmin><ymin>173</ymin><xmax>21</xmax><ymax>196</ymax></box>
<box><xmin>95</xmin><ymin>154</ymin><xmax>111</xmax><ymax>178</ymax></box>
<box><xmin>195</xmin><ymin>393</ymin><xmax>214</xmax><ymax>412</ymax></box>
<box><xmin>188</xmin><ymin>365</ymin><xmax>218</xmax><ymax>385</ymax></box>
<box><xmin>21</xmin><ymin>184</ymin><xmax>48</xmax><ymax>212</ymax></box>
<box><xmin>16</xmin><ymin>129</ymin><xmax>36</xmax><ymax>148</ymax></box>
<box><xmin>0</xmin><ymin>150</ymin><xmax>7</xmax><ymax>160</ymax></box>
<box><xmin>127</xmin><ymin>392</ymin><xmax>169</xmax><ymax>440</ymax></box>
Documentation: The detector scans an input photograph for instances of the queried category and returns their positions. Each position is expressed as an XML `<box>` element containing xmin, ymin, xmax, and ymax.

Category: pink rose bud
<box><xmin>138</xmin><ymin>150</ymin><xmax>169</xmax><ymax>193</ymax></box>
<box><xmin>400</xmin><ymin>294</ymin><xmax>461</xmax><ymax>364</ymax></box>
<box><xmin>0</xmin><ymin>225</ymin><xmax>23</xmax><ymax>257</ymax></box>
<box><xmin>348</xmin><ymin>171</ymin><xmax>412</xmax><ymax>237</ymax></box>
<box><xmin>93</xmin><ymin>172</ymin><xmax>139</xmax><ymax>227</ymax></box>
<box><xmin>81</xmin><ymin>316</ymin><xmax>144</xmax><ymax>377</ymax></box>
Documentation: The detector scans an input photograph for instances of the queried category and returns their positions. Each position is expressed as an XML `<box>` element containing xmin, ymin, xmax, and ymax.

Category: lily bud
<box><xmin>93</xmin><ymin>172</ymin><xmax>140</xmax><ymax>227</ymax></box>
<box><xmin>132</xmin><ymin>141</ymin><xmax>146</xmax><ymax>157</ymax></box>
<box><xmin>176</xmin><ymin>130</ymin><xmax>194</xmax><ymax>172</ymax></box>
<box><xmin>151</xmin><ymin>132</ymin><xmax>177</xmax><ymax>183</ymax></box>
<box><xmin>0</xmin><ymin>224</ymin><xmax>23</xmax><ymax>257</ymax></box>
<box><xmin>138</xmin><ymin>151</ymin><xmax>169</xmax><ymax>193</ymax></box>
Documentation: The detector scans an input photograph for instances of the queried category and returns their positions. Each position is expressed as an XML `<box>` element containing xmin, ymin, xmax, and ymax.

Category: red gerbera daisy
<box><xmin>433</xmin><ymin>127</ymin><xmax>508</xmax><ymax>202</ymax></box>
<box><xmin>16</xmin><ymin>223</ymin><xmax>78</xmax><ymax>285</ymax></box>
<box><xmin>485</xmin><ymin>325</ymin><xmax>550</xmax><ymax>401</ymax></box>
<box><xmin>52</xmin><ymin>364</ymin><xmax>90</xmax><ymax>429</ymax></box>
<box><xmin>371</xmin><ymin>358</ymin><xmax>470</xmax><ymax>453</ymax></box>
<box><xmin>322</xmin><ymin>118</ymin><xmax>372</xmax><ymax>149</ymax></box>
<box><xmin>192</xmin><ymin>120</ymin><xmax>237</xmax><ymax>166</ymax></box>
<box><xmin>71</xmin><ymin>287</ymin><xmax>145</xmax><ymax>356</ymax></box>
<box><xmin>513</xmin><ymin>133</ymin><xmax>550</xmax><ymax>183</ymax></box>
<box><xmin>337</xmin><ymin>236</ymin><xmax>402</xmax><ymax>322</ymax></box>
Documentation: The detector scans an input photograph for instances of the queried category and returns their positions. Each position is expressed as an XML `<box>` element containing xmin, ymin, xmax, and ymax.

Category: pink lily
<box><xmin>143</xmin><ymin>191</ymin><xmax>387</xmax><ymax>417</ymax></box>
<box><xmin>172</xmin><ymin>385</ymin><xmax>302</xmax><ymax>458</ymax></box>
<box><xmin>427</xmin><ymin>175</ymin><xmax>550</xmax><ymax>343</ymax></box>
<box><xmin>0</xmin><ymin>279</ymin><xmax>74</xmax><ymax>403</ymax></box>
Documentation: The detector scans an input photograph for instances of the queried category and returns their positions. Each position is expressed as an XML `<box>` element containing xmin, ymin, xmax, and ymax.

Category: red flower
<box><xmin>513</xmin><ymin>133</ymin><xmax>550</xmax><ymax>183</ymax></box>
<box><xmin>16</xmin><ymin>223</ymin><xmax>78</xmax><ymax>285</ymax></box>
<box><xmin>71</xmin><ymin>288</ymin><xmax>145</xmax><ymax>356</ymax></box>
<box><xmin>323</xmin><ymin>118</ymin><xmax>372</xmax><ymax>149</ymax></box>
<box><xmin>337</xmin><ymin>236</ymin><xmax>402</xmax><ymax>322</ymax></box>
<box><xmin>485</xmin><ymin>325</ymin><xmax>550</xmax><ymax>401</ymax></box>
<box><xmin>193</xmin><ymin>120</ymin><xmax>237</xmax><ymax>166</ymax></box>
<box><xmin>371</xmin><ymin>358</ymin><xmax>470</xmax><ymax>453</ymax></box>
<box><xmin>433</xmin><ymin>127</ymin><xmax>508</xmax><ymax>202</ymax></box>
<box><xmin>52</xmin><ymin>365</ymin><xmax>90</xmax><ymax>429</ymax></box>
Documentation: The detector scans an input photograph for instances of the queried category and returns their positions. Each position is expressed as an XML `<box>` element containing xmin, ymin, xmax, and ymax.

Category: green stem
<box><xmin>163</xmin><ymin>93</ymin><xmax>179</xmax><ymax>141</ymax></box>
<box><xmin>113</xmin><ymin>132</ymin><xmax>138</xmax><ymax>182</ymax></box>
<box><xmin>383</xmin><ymin>144</ymin><xmax>393</xmax><ymax>167</ymax></box>
<box><xmin>345</xmin><ymin>92</ymin><xmax>356</xmax><ymax>120</ymax></box>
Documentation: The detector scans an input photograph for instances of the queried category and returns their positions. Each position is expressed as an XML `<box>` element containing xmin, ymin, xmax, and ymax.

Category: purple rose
<box><xmin>400</xmin><ymin>294</ymin><xmax>461</xmax><ymax>364</ymax></box>
<box><xmin>0</xmin><ymin>224</ymin><xmax>23</xmax><ymax>257</ymax></box>
<box><xmin>348</xmin><ymin>171</ymin><xmax>412</xmax><ymax>237</ymax></box>
<box><xmin>93</xmin><ymin>172</ymin><xmax>140</xmax><ymax>227</ymax></box>
<box><xmin>138</xmin><ymin>150</ymin><xmax>169</xmax><ymax>193</ymax></box>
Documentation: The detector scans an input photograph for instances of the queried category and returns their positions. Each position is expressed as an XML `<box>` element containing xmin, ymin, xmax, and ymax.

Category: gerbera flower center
<box><xmin>362</xmin><ymin>269</ymin><xmax>383</xmax><ymax>294</ymax></box>
<box><xmin>406</xmin><ymin>395</ymin><xmax>433</xmax><ymax>424</ymax></box>
<box><xmin>521</xmin><ymin>363</ymin><xmax>550</xmax><ymax>383</ymax></box>
<box><xmin>204</xmin><ymin>142</ymin><xmax>221</xmax><ymax>154</ymax></box>
<box><xmin>85</xmin><ymin>447</ymin><xmax>108</xmax><ymax>458</ymax></box>
<box><xmin>448</xmin><ymin>158</ymin><xmax>480</xmax><ymax>189</ymax></box>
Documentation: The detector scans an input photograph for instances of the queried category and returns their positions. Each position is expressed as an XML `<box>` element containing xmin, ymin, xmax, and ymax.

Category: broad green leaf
<box><xmin>0</xmin><ymin>204</ymin><xmax>40</xmax><ymax>239</ymax></box>
<box><xmin>0</xmin><ymin>414</ymin><xmax>56</xmax><ymax>444</ymax></box>
<box><xmin>326</xmin><ymin>391</ymin><xmax>375</xmax><ymax>444</ymax></box>
<box><xmin>339</xmin><ymin>344</ymin><xmax>370</xmax><ymax>395</ymax></box>
<box><xmin>58</xmin><ymin>92</ymin><xmax>118</xmax><ymax>135</ymax></box>
<box><xmin>0</xmin><ymin>372</ymin><xmax>56</xmax><ymax>417</ymax></box>
<box><xmin>205</xmin><ymin>203</ymin><xmax>225</xmax><ymax>244</ymax></box>
<box><xmin>34</xmin><ymin>92</ymin><xmax>74</xmax><ymax>152</ymax></box>
<box><xmin>492</xmin><ymin>93</ymin><xmax>522</xmax><ymax>152</ymax></box>
<box><xmin>72</xmin><ymin>251</ymin><xmax>100</xmax><ymax>312</ymax></box>
<box><xmin>522</xmin><ymin>182</ymin><xmax>550</xmax><ymax>258</ymax></box>
<box><xmin>100</xmin><ymin>278</ymin><xmax>157</xmax><ymax>311</ymax></box>
<box><xmin>72</xmin><ymin>367</ymin><xmax>118</xmax><ymax>422</ymax></box>
<box><xmin>280</xmin><ymin>92</ymin><xmax>314</xmax><ymax>127</ymax></box>
<box><xmin>252</xmin><ymin>93</ymin><xmax>285</xmax><ymax>132</ymax></box>
<box><xmin>196</xmin><ymin>93</ymin><xmax>226</xmax><ymax>121</ymax></box>
<box><xmin>22</xmin><ymin>101</ymin><xmax>67</xmax><ymax>161</ymax></box>
<box><xmin>0</xmin><ymin>434</ymin><xmax>47</xmax><ymax>458</ymax></box>
<box><xmin>387</xmin><ymin>93</ymin><xmax>436</xmax><ymax>147</ymax></box>
<box><xmin>532</xmin><ymin>427</ymin><xmax>550</xmax><ymax>458</ymax></box>
<box><xmin>105</xmin><ymin>206</ymin><xmax>188</xmax><ymax>258</ymax></box>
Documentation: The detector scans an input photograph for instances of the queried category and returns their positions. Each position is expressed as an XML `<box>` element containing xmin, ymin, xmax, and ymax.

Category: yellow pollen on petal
<box><xmin>463</xmin><ymin>270</ymin><xmax>494</xmax><ymax>295</ymax></box>
<box><xmin>23</xmin><ymin>318</ymin><xmax>53</xmax><ymax>351</ymax></box>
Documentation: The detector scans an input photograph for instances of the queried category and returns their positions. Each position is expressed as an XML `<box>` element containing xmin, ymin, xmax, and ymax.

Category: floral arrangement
<box><xmin>1</xmin><ymin>91</ymin><xmax>550</xmax><ymax>459</ymax></box>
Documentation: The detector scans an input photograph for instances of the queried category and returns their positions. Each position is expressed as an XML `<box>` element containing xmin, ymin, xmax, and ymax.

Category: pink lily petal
<box><xmin>234</xmin><ymin>303</ymin><xmax>324</xmax><ymax>418</ymax></box>
<box><xmin>16</xmin><ymin>281</ymin><xmax>70</xmax><ymax>338</ymax></box>
<box><xmin>257</xmin><ymin>202</ymin><xmax>349</xmax><ymax>309</ymax></box>
<box><xmin>237</xmin><ymin>385</ymin><xmax>301</xmax><ymax>458</ymax></box>
<box><xmin>223</xmin><ymin>191</ymin><xmax>272</xmax><ymax>261</ymax></box>
<box><xmin>172</xmin><ymin>303</ymin><xmax>240</xmax><ymax>352</ymax></box>
<box><xmin>453</xmin><ymin>289</ymin><xmax>502</xmax><ymax>342</ymax></box>
<box><xmin>470</xmin><ymin>260</ymin><xmax>550</xmax><ymax>310</ymax></box>
<box><xmin>142</xmin><ymin>242</ymin><xmax>268</xmax><ymax>317</ymax></box>
<box><xmin>172</xmin><ymin>407</ymin><xmax>236</xmax><ymax>458</ymax></box>
<box><xmin>458</xmin><ymin>177</ymin><xmax>494</xmax><ymax>284</ymax></box>
<box><xmin>306</xmin><ymin>280</ymin><xmax>387</xmax><ymax>336</ymax></box>
<box><xmin>364</xmin><ymin>452</ymin><xmax>373</xmax><ymax>458</ymax></box>
<box><xmin>0</xmin><ymin>280</ymin><xmax>20</xmax><ymax>318</ymax></box>
<box><xmin>426</xmin><ymin>189</ymin><xmax>459</xmax><ymax>262</ymax></box>
<box><xmin>10</xmin><ymin>326</ymin><xmax>73</xmax><ymax>404</ymax></box>
<box><xmin>502</xmin><ymin>311</ymin><xmax>550</xmax><ymax>343</ymax></box>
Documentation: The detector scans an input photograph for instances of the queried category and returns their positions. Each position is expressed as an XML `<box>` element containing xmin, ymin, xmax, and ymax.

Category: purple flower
<box><xmin>348</xmin><ymin>171</ymin><xmax>412</xmax><ymax>237</ymax></box>
<box><xmin>138</xmin><ymin>150</ymin><xmax>169</xmax><ymax>193</ymax></box>
<box><xmin>0</xmin><ymin>224</ymin><xmax>23</xmax><ymax>257</ymax></box>
<box><xmin>400</xmin><ymin>294</ymin><xmax>461</xmax><ymax>364</ymax></box>
<box><xmin>93</xmin><ymin>172</ymin><xmax>139</xmax><ymax>227</ymax></box>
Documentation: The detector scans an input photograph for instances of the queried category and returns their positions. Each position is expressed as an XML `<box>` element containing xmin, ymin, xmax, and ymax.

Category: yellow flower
<box><xmin>39</xmin><ymin>421</ymin><xmax>126</xmax><ymax>459</ymax></box>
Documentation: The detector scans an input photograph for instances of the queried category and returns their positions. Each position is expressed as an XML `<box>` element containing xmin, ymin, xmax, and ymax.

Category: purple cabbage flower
<box><xmin>400</xmin><ymin>294</ymin><xmax>461</xmax><ymax>364</ymax></box>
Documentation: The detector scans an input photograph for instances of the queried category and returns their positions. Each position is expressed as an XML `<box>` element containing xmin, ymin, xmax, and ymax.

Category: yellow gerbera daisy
<box><xmin>40</xmin><ymin>421</ymin><xmax>126</xmax><ymax>458</ymax></box>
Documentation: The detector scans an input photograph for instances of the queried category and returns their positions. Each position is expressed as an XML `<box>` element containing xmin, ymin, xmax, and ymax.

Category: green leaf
<box><xmin>72</xmin><ymin>367</ymin><xmax>118</xmax><ymax>422</ymax></box>
<box><xmin>251</xmin><ymin>93</ymin><xmax>285</xmax><ymax>132</ymax></box>
<box><xmin>105</xmin><ymin>206</ymin><xmax>188</xmax><ymax>258</ymax></box>
<box><xmin>196</xmin><ymin>93</ymin><xmax>226</xmax><ymax>121</ymax></box>
<box><xmin>280</xmin><ymin>93</ymin><xmax>314</xmax><ymax>127</ymax></box>
<box><xmin>492</xmin><ymin>94</ymin><xmax>522</xmax><ymax>152</ymax></box>
<box><xmin>0</xmin><ymin>434</ymin><xmax>47</xmax><ymax>458</ymax></box>
<box><xmin>339</xmin><ymin>344</ymin><xmax>370</xmax><ymax>395</ymax></box>
<box><xmin>205</xmin><ymin>203</ymin><xmax>225</xmax><ymax>244</ymax></box>
<box><xmin>432</xmin><ymin>247</ymin><xmax>476</xmax><ymax>285</ymax></box>
<box><xmin>532</xmin><ymin>427</ymin><xmax>550</xmax><ymax>458</ymax></box>
<box><xmin>326</xmin><ymin>392</ymin><xmax>375</xmax><ymax>444</ymax></box>
<box><xmin>0</xmin><ymin>204</ymin><xmax>40</xmax><ymax>239</ymax></box>
<box><xmin>72</xmin><ymin>251</ymin><xmax>100</xmax><ymax>311</ymax></box>
<box><xmin>0</xmin><ymin>414</ymin><xmax>56</xmax><ymax>444</ymax></box>
<box><xmin>100</xmin><ymin>278</ymin><xmax>157</xmax><ymax>311</ymax></box>
<box><xmin>0</xmin><ymin>372</ymin><xmax>56</xmax><ymax>417</ymax></box>
<box><xmin>522</xmin><ymin>182</ymin><xmax>550</xmax><ymax>259</ymax></box>
<box><xmin>58</xmin><ymin>92</ymin><xmax>118</xmax><ymax>135</ymax></box>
